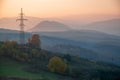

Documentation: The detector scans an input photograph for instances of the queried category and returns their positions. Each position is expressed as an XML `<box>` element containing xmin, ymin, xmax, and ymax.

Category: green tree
<box><xmin>68</xmin><ymin>66</ymin><xmax>72</xmax><ymax>75</ymax></box>
<box><xmin>64</xmin><ymin>54</ymin><xmax>71</xmax><ymax>62</ymax></box>
<box><xmin>16</xmin><ymin>53</ymin><xmax>29</xmax><ymax>61</ymax></box>
<box><xmin>4</xmin><ymin>41</ymin><xmax>19</xmax><ymax>56</ymax></box>
<box><xmin>74</xmin><ymin>54</ymin><xmax>79</xmax><ymax>62</ymax></box>
<box><xmin>32</xmin><ymin>49</ymin><xmax>40</xmax><ymax>57</ymax></box>
<box><xmin>0</xmin><ymin>44</ymin><xmax>8</xmax><ymax>56</ymax></box>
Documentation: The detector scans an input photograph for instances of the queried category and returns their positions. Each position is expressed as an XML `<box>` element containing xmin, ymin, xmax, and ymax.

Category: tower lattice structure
<box><xmin>16</xmin><ymin>8</ymin><xmax>27</xmax><ymax>44</ymax></box>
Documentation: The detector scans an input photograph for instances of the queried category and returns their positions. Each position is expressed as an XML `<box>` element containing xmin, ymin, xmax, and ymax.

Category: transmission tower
<box><xmin>16</xmin><ymin>8</ymin><xmax>27</xmax><ymax>44</ymax></box>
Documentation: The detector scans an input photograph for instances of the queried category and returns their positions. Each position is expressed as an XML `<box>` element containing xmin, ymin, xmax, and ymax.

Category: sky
<box><xmin>0</xmin><ymin>0</ymin><xmax>120</xmax><ymax>18</ymax></box>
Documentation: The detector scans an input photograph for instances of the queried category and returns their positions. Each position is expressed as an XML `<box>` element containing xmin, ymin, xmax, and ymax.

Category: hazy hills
<box><xmin>0</xmin><ymin>17</ymin><xmax>42</xmax><ymax>30</ymax></box>
<box><xmin>36</xmin><ymin>29</ymin><xmax>120</xmax><ymax>66</ymax></box>
<box><xmin>29</xmin><ymin>18</ymin><xmax>120</xmax><ymax>36</ymax></box>
<box><xmin>38</xmin><ymin>30</ymin><xmax>120</xmax><ymax>43</ymax></box>
<box><xmin>82</xmin><ymin>18</ymin><xmax>120</xmax><ymax>36</ymax></box>
<box><xmin>0</xmin><ymin>17</ymin><xmax>120</xmax><ymax>65</ymax></box>
<box><xmin>0</xmin><ymin>17</ymin><xmax>120</xmax><ymax>36</ymax></box>
<box><xmin>29</xmin><ymin>21</ymin><xmax>70</xmax><ymax>32</ymax></box>
<box><xmin>0</xmin><ymin>28</ymin><xmax>20</xmax><ymax>33</ymax></box>
<box><xmin>0</xmin><ymin>28</ymin><xmax>120</xmax><ymax>65</ymax></box>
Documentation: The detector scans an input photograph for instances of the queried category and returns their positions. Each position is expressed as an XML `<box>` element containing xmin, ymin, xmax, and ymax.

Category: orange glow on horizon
<box><xmin>0</xmin><ymin>0</ymin><xmax>120</xmax><ymax>18</ymax></box>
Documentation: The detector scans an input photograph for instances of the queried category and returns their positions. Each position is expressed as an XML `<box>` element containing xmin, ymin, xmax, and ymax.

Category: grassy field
<box><xmin>0</xmin><ymin>57</ymin><xmax>58</xmax><ymax>80</ymax></box>
<box><xmin>0</xmin><ymin>56</ymin><xmax>120</xmax><ymax>80</ymax></box>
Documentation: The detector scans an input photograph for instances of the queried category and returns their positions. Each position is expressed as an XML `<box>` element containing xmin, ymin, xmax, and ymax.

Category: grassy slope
<box><xmin>0</xmin><ymin>57</ymin><xmax>58</xmax><ymax>80</ymax></box>
<box><xmin>0</xmin><ymin>56</ymin><xmax>120</xmax><ymax>80</ymax></box>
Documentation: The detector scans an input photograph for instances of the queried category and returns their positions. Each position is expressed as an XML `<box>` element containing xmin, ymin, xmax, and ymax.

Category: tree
<box><xmin>4</xmin><ymin>41</ymin><xmax>18</xmax><ymax>49</ymax></box>
<box><xmin>48</xmin><ymin>56</ymin><xmax>67</xmax><ymax>73</ymax></box>
<box><xmin>15</xmin><ymin>52</ymin><xmax>29</xmax><ymax>61</ymax></box>
<box><xmin>0</xmin><ymin>44</ymin><xmax>8</xmax><ymax>56</ymax></box>
<box><xmin>64</xmin><ymin>54</ymin><xmax>72</xmax><ymax>62</ymax></box>
<box><xmin>32</xmin><ymin>49</ymin><xmax>40</xmax><ymax>57</ymax></box>
<box><xmin>28</xmin><ymin>34</ymin><xmax>41</xmax><ymax>48</ymax></box>
<box><xmin>68</xmin><ymin>66</ymin><xmax>72</xmax><ymax>75</ymax></box>
<box><xmin>74</xmin><ymin>54</ymin><xmax>79</xmax><ymax>62</ymax></box>
<box><xmin>4</xmin><ymin>41</ymin><xmax>19</xmax><ymax>56</ymax></box>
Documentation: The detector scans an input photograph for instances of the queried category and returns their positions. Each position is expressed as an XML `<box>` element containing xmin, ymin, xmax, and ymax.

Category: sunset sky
<box><xmin>0</xmin><ymin>0</ymin><xmax>120</xmax><ymax>18</ymax></box>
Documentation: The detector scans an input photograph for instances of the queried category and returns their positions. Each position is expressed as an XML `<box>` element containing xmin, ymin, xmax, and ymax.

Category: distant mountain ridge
<box><xmin>83</xmin><ymin>18</ymin><xmax>120</xmax><ymax>36</ymax></box>
<box><xmin>0</xmin><ymin>17</ymin><xmax>42</xmax><ymax>30</ymax></box>
<box><xmin>29</xmin><ymin>20</ymin><xmax>71</xmax><ymax>32</ymax></box>
<box><xmin>0</xmin><ymin>28</ymin><xmax>20</xmax><ymax>33</ymax></box>
<box><xmin>39</xmin><ymin>30</ymin><xmax>120</xmax><ymax>43</ymax></box>
<box><xmin>0</xmin><ymin>17</ymin><xmax>120</xmax><ymax>36</ymax></box>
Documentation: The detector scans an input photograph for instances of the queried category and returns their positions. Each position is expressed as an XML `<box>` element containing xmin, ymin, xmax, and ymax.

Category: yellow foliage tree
<box><xmin>48</xmin><ymin>56</ymin><xmax>67</xmax><ymax>73</ymax></box>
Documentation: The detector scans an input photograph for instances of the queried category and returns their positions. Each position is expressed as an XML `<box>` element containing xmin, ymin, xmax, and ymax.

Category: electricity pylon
<box><xmin>16</xmin><ymin>8</ymin><xmax>27</xmax><ymax>44</ymax></box>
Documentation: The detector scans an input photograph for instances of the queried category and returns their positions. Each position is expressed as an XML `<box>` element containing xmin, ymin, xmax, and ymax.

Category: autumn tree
<box><xmin>0</xmin><ymin>41</ymin><xmax>18</xmax><ymax>56</ymax></box>
<box><xmin>28</xmin><ymin>34</ymin><xmax>41</xmax><ymax>48</ymax></box>
<box><xmin>48</xmin><ymin>56</ymin><xmax>67</xmax><ymax>73</ymax></box>
<box><xmin>4</xmin><ymin>41</ymin><xmax>18</xmax><ymax>49</ymax></box>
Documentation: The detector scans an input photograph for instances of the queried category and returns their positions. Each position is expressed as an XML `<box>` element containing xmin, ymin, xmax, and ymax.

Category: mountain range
<box><xmin>29</xmin><ymin>21</ymin><xmax>70</xmax><ymax>32</ymax></box>
<box><xmin>0</xmin><ymin>17</ymin><xmax>120</xmax><ymax>36</ymax></box>
<box><xmin>82</xmin><ymin>18</ymin><xmax>120</xmax><ymax>36</ymax></box>
<box><xmin>0</xmin><ymin>17</ymin><xmax>42</xmax><ymax>30</ymax></box>
<box><xmin>28</xmin><ymin>18</ymin><xmax>120</xmax><ymax>36</ymax></box>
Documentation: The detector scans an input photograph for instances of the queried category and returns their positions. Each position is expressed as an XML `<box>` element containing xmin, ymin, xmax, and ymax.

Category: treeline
<box><xmin>0</xmin><ymin>40</ymin><xmax>72</xmax><ymax>74</ymax></box>
<box><xmin>0</xmin><ymin>34</ymin><xmax>72</xmax><ymax>75</ymax></box>
<box><xmin>0</xmin><ymin>41</ymin><xmax>30</xmax><ymax>61</ymax></box>
<box><xmin>0</xmin><ymin>34</ymin><xmax>40</xmax><ymax>61</ymax></box>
